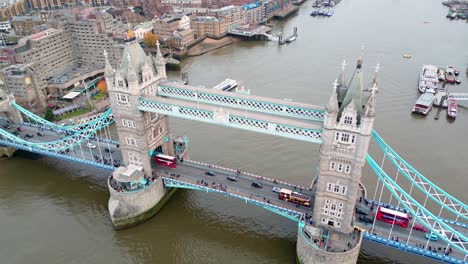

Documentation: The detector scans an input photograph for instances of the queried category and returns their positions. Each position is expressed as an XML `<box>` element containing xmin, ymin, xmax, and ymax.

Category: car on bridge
<box><xmin>105</xmin><ymin>147</ymin><xmax>115</xmax><ymax>153</ymax></box>
<box><xmin>3</xmin><ymin>124</ymin><xmax>11</xmax><ymax>129</ymax></box>
<box><xmin>25</xmin><ymin>134</ymin><xmax>34</xmax><ymax>139</ymax></box>
<box><xmin>12</xmin><ymin>131</ymin><xmax>20</xmax><ymax>136</ymax></box>
<box><xmin>17</xmin><ymin>127</ymin><xmax>24</xmax><ymax>132</ymax></box>
<box><xmin>355</xmin><ymin>207</ymin><xmax>368</xmax><ymax>215</ymax></box>
<box><xmin>205</xmin><ymin>171</ymin><xmax>216</xmax><ymax>176</ymax></box>
<box><xmin>272</xmin><ymin>186</ymin><xmax>281</xmax><ymax>193</ymax></box>
<box><xmin>425</xmin><ymin>232</ymin><xmax>438</xmax><ymax>241</ymax></box>
<box><xmin>87</xmin><ymin>143</ymin><xmax>97</xmax><ymax>149</ymax></box>
<box><xmin>412</xmin><ymin>223</ymin><xmax>427</xmax><ymax>233</ymax></box>
<box><xmin>37</xmin><ymin>132</ymin><xmax>44</xmax><ymax>137</ymax></box>
<box><xmin>227</xmin><ymin>175</ymin><xmax>238</xmax><ymax>182</ymax></box>
<box><xmin>359</xmin><ymin>215</ymin><xmax>374</xmax><ymax>224</ymax></box>
<box><xmin>251</xmin><ymin>182</ymin><xmax>263</xmax><ymax>189</ymax></box>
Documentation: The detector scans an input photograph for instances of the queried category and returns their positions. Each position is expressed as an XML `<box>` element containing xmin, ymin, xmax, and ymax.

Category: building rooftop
<box><xmin>243</xmin><ymin>2</ymin><xmax>260</xmax><ymax>10</ymax></box>
<box><xmin>193</xmin><ymin>16</ymin><xmax>220</xmax><ymax>22</ymax></box>
<box><xmin>11</xmin><ymin>15</ymin><xmax>43</xmax><ymax>22</ymax></box>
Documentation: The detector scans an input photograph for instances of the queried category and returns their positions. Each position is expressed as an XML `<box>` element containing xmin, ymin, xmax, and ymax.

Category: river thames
<box><xmin>1</xmin><ymin>0</ymin><xmax>467</xmax><ymax>263</ymax></box>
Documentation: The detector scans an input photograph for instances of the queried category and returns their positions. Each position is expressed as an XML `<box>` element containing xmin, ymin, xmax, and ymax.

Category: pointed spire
<box><xmin>338</xmin><ymin>59</ymin><xmax>347</xmax><ymax>88</ymax></box>
<box><xmin>370</xmin><ymin>63</ymin><xmax>380</xmax><ymax>91</ymax></box>
<box><xmin>357</xmin><ymin>46</ymin><xmax>364</xmax><ymax>69</ymax></box>
<box><xmin>326</xmin><ymin>79</ymin><xmax>340</xmax><ymax>114</ymax></box>
<box><xmin>104</xmin><ymin>49</ymin><xmax>114</xmax><ymax>79</ymax></box>
<box><xmin>363</xmin><ymin>91</ymin><xmax>377</xmax><ymax>117</ymax></box>
<box><xmin>155</xmin><ymin>40</ymin><xmax>165</xmax><ymax>67</ymax></box>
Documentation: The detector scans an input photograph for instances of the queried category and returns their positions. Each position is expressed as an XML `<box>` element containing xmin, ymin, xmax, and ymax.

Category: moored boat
<box><xmin>310</xmin><ymin>10</ymin><xmax>318</xmax><ymax>16</ymax></box>
<box><xmin>447</xmin><ymin>98</ymin><xmax>457</xmax><ymax>119</ymax></box>
<box><xmin>419</xmin><ymin>65</ymin><xmax>439</xmax><ymax>93</ymax></box>
<box><xmin>445</xmin><ymin>66</ymin><xmax>456</xmax><ymax>84</ymax></box>
<box><xmin>213</xmin><ymin>79</ymin><xmax>238</xmax><ymax>91</ymax></box>
<box><xmin>438</xmin><ymin>69</ymin><xmax>446</xmax><ymax>81</ymax></box>
<box><xmin>412</xmin><ymin>93</ymin><xmax>435</xmax><ymax>115</ymax></box>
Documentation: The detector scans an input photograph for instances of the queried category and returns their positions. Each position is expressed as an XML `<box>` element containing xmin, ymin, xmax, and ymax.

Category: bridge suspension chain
<box><xmin>372</xmin><ymin>130</ymin><xmax>468</xmax><ymax>222</ymax></box>
<box><xmin>367</xmin><ymin>154</ymin><xmax>468</xmax><ymax>255</ymax></box>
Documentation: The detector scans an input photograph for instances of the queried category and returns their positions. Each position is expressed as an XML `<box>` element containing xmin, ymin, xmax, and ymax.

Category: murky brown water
<box><xmin>1</xmin><ymin>0</ymin><xmax>467</xmax><ymax>263</ymax></box>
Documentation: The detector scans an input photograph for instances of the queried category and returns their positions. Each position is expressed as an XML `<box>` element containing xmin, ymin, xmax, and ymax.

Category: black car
<box><xmin>25</xmin><ymin>134</ymin><xmax>34</xmax><ymax>139</ymax></box>
<box><xmin>105</xmin><ymin>147</ymin><xmax>115</xmax><ymax>153</ymax></box>
<box><xmin>359</xmin><ymin>215</ymin><xmax>374</xmax><ymax>224</ymax></box>
<box><xmin>12</xmin><ymin>131</ymin><xmax>20</xmax><ymax>136</ymax></box>
<box><xmin>251</xmin><ymin>182</ymin><xmax>263</xmax><ymax>188</ymax></box>
<box><xmin>205</xmin><ymin>171</ymin><xmax>216</xmax><ymax>176</ymax></box>
<box><xmin>3</xmin><ymin>124</ymin><xmax>11</xmax><ymax>129</ymax></box>
<box><xmin>37</xmin><ymin>132</ymin><xmax>44</xmax><ymax>136</ymax></box>
<box><xmin>355</xmin><ymin>207</ymin><xmax>368</xmax><ymax>215</ymax></box>
<box><xmin>227</xmin><ymin>175</ymin><xmax>238</xmax><ymax>182</ymax></box>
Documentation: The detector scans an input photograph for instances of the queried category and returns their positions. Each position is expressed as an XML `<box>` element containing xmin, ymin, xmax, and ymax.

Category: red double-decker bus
<box><xmin>279</xmin><ymin>188</ymin><xmax>311</xmax><ymax>207</ymax></box>
<box><xmin>154</xmin><ymin>154</ymin><xmax>177</xmax><ymax>168</ymax></box>
<box><xmin>376</xmin><ymin>206</ymin><xmax>409</xmax><ymax>228</ymax></box>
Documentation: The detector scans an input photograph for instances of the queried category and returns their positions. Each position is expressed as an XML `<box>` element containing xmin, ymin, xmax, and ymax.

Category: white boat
<box><xmin>447</xmin><ymin>98</ymin><xmax>457</xmax><ymax>119</ymax></box>
<box><xmin>419</xmin><ymin>65</ymin><xmax>439</xmax><ymax>93</ymax></box>
<box><xmin>212</xmin><ymin>79</ymin><xmax>238</xmax><ymax>91</ymax></box>
<box><xmin>412</xmin><ymin>92</ymin><xmax>434</xmax><ymax>115</ymax></box>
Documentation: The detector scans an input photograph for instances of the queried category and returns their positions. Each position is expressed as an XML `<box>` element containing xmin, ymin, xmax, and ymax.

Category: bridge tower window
<box><xmin>344</xmin><ymin>116</ymin><xmax>353</xmax><ymax>125</ymax></box>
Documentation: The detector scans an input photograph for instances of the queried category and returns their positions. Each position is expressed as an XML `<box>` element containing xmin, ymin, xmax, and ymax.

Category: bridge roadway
<box><xmin>0</xmin><ymin>119</ymin><xmax>122</xmax><ymax>168</ymax></box>
<box><xmin>0</xmin><ymin>119</ymin><xmax>466</xmax><ymax>260</ymax></box>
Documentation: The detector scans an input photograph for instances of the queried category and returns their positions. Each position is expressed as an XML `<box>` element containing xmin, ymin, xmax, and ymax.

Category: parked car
<box><xmin>425</xmin><ymin>232</ymin><xmax>438</xmax><ymax>241</ymax></box>
<box><xmin>272</xmin><ymin>186</ymin><xmax>281</xmax><ymax>193</ymax></box>
<box><xmin>251</xmin><ymin>182</ymin><xmax>263</xmax><ymax>189</ymax></box>
<box><xmin>412</xmin><ymin>223</ymin><xmax>427</xmax><ymax>233</ymax></box>
<box><xmin>17</xmin><ymin>127</ymin><xmax>24</xmax><ymax>131</ymax></box>
<box><xmin>25</xmin><ymin>134</ymin><xmax>34</xmax><ymax>139</ymax></box>
<box><xmin>205</xmin><ymin>171</ymin><xmax>215</xmax><ymax>176</ymax></box>
<box><xmin>227</xmin><ymin>175</ymin><xmax>238</xmax><ymax>182</ymax></box>
<box><xmin>87</xmin><ymin>143</ymin><xmax>96</xmax><ymax>149</ymax></box>
<box><xmin>359</xmin><ymin>215</ymin><xmax>373</xmax><ymax>224</ymax></box>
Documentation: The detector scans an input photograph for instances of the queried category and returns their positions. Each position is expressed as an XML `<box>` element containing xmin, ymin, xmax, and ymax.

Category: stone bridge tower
<box><xmin>297</xmin><ymin>57</ymin><xmax>379</xmax><ymax>264</ymax></box>
<box><xmin>106</xmin><ymin>33</ymin><xmax>178</xmax><ymax>230</ymax></box>
<box><xmin>106</xmin><ymin>36</ymin><xmax>174</xmax><ymax>176</ymax></box>
<box><xmin>0</xmin><ymin>88</ymin><xmax>23</xmax><ymax>123</ymax></box>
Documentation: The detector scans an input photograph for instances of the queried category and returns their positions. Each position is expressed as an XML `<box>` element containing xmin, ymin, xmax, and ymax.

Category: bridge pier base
<box><xmin>296</xmin><ymin>223</ymin><xmax>362</xmax><ymax>264</ymax></box>
<box><xmin>107</xmin><ymin>166</ymin><xmax>177</xmax><ymax>230</ymax></box>
<box><xmin>0</xmin><ymin>146</ymin><xmax>17</xmax><ymax>158</ymax></box>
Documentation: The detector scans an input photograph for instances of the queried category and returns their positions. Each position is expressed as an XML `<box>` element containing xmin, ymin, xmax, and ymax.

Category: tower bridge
<box><xmin>0</xmin><ymin>39</ymin><xmax>466</xmax><ymax>264</ymax></box>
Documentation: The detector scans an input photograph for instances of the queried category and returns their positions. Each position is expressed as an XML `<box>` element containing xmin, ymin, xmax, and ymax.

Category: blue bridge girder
<box><xmin>372</xmin><ymin>130</ymin><xmax>468</xmax><ymax>222</ymax></box>
<box><xmin>367</xmin><ymin>154</ymin><xmax>468</xmax><ymax>256</ymax></box>
<box><xmin>139</xmin><ymin>96</ymin><xmax>323</xmax><ymax>144</ymax></box>
<box><xmin>158</xmin><ymin>82</ymin><xmax>326</xmax><ymax>122</ymax></box>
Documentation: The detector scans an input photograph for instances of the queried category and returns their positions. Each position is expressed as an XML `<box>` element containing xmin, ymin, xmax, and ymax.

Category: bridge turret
<box><xmin>299</xmin><ymin>55</ymin><xmax>379</xmax><ymax>264</ymax></box>
<box><xmin>154</xmin><ymin>41</ymin><xmax>167</xmax><ymax>80</ymax></box>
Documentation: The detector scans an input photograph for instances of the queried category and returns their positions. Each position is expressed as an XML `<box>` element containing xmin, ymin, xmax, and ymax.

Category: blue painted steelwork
<box><xmin>0</xmin><ymin>109</ymin><xmax>114</xmax><ymax>151</ymax></box>
<box><xmin>372</xmin><ymin>130</ymin><xmax>468</xmax><ymax>221</ymax></box>
<box><xmin>139</xmin><ymin>98</ymin><xmax>323</xmax><ymax>144</ymax></box>
<box><xmin>12</xmin><ymin>102</ymin><xmax>115</xmax><ymax>131</ymax></box>
<box><xmin>0</xmin><ymin>139</ymin><xmax>115</xmax><ymax>170</ymax></box>
<box><xmin>366</xmin><ymin>154</ymin><xmax>468</xmax><ymax>255</ymax></box>
<box><xmin>157</xmin><ymin>84</ymin><xmax>326</xmax><ymax>122</ymax></box>
<box><xmin>162</xmin><ymin>177</ymin><xmax>303</xmax><ymax>222</ymax></box>
<box><xmin>362</xmin><ymin>232</ymin><xmax>465</xmax><ymax>264</ymax></box>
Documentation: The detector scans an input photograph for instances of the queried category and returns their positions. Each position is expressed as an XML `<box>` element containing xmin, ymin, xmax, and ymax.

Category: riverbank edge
<box><xmin>112</xmin><ymin>187</ymin><xmax>178</xmax><ymax>230</ymax></box>
<box><xmin>187</xmin><ymin>36</ymin><xmax>237</xmax><ymax>57</ymax></box>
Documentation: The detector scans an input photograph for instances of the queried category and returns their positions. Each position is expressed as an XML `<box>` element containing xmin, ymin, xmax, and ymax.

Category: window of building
<box><xmin>344</xmin><ymin>116</ymin><xmax>353</xmax><ymax>125</ymax></box>
<box><xmin>122</xmin><ymin>119</ymin><xmax>136</xmax><ymax>129</ymax></box>
<box><xmin>345</xmin><ymin>165</ymin><xmax>351</xmax><ymax>174</ymax></box>
<box><xmin>330</xmin><ymin>162</ymin><xmax>336</xmax><ymax>171</ymax></box>
<box><xmin>341</xmin><ymin>186</ymin><xmax>347</xmax><ymax>195</ymax></box>
<box><xmin>118</xmin><ymin>80</ymin><xmax>124</xmax><ymax>87</ymax></box>
<box><xmin>335</xmin><ymin>132</ymin><xmax>340</xmax><ymax>141</ymax></box>
<box><xmin>351</xmin><ymin>135</ymin><xmax>356</xmax><ymax>144</ymax></box>
<box><xmin>341</xmin><ymin>133</ymin><xmax>350</xmax><ymax>142</ymax></box>
<box><xmin>327</xmin><ymin>183</ymin><xmax>332</xmax><ymax>192</ymax></box>
<box><xmin>128</xmin><ymin>151</ymin><xmax>142</xmax><ymax>166</ymax></box>
<box><xmin>125</xmin><ymin>136</ymin><xmax>139</xmax><ymax>147</ymax></box>
<box><xmin>337</xmin><ymin>163</ymin><xmax>343</xmax><ymax>172</ymax></box>
<box><xmin>116</xmin><ymin>93</ymin><xmax>129</xmax><ymax>104</ymax></box>
<box><xmin>333</xmin><ymin>185</ymin><xmax>340</xmax><ymax>193</ymax></box>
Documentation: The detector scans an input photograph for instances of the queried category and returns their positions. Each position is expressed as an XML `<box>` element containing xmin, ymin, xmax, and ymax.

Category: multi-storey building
<box><xmin>11</xmin><ymin>28</ymin><xmax>77</xmax><ymax>96</ymax></box>
<box><xmin>0</xmin><ymin>0</ymin><xmax>27</xmax><ymax>19</ymax></box>
<box><xmin>11</xmin><ymin>15</ymin><xmax>44</xmax><ymax>36</ymax></box>
<box><xmin>161</xmin><ymin>0</ymin><xmax>201</xmax><ymax>7</ymax></box>
<box><xmin>242</xmin><ymin>2</ymin><xmax>262</xmax><ymax>24</ymax></box>
<box><xmin>154</xmin><ymin>13</ymin><xmax>191</xmax><ymax>40</ymax></box>
<box><xmin>209</xmin><ymin>5</ymin><xmax>242</xmax><ymax>29</ymax></box>
<box><xmin>0</xmin><ymin>63</ymin><xmax>45</xmax><ymax>107</ymax></box>
<box><xmin>172</xmin><ymin>28</ymin><xmax>194</xmax><ymax>47</ymax></box>
<box><xmin>191</xmin><ymin>16</ymin><xmax>226</xmax><ymax>38</ymax></box>
<box><xmin>134</xmin><ymin>20</ymin><xmax>154</xmax><ymax>41</ymax></box>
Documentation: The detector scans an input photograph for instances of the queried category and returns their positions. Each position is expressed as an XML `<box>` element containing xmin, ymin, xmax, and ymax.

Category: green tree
<box><xmin>44</xmin><ymin>108</ymin><xmax>54</xmax><ymax>121</ymax></box>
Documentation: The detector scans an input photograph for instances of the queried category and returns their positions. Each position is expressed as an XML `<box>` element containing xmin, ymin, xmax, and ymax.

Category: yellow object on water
<box><xmin>403</xmin><ymin>54</ymin><xmax>412</xmax><ymax>58</ymax></box>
